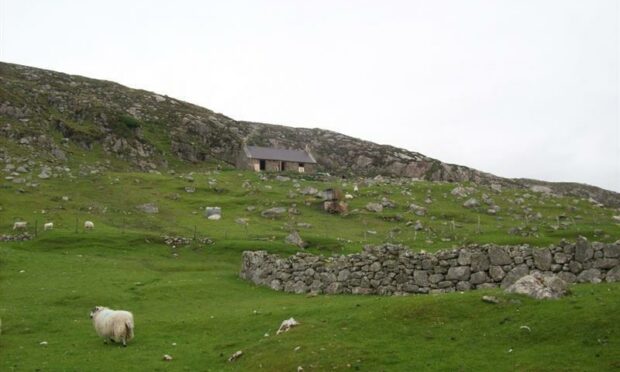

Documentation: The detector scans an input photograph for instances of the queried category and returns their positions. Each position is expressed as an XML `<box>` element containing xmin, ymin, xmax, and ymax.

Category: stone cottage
<box><xmin>237</xmin><ymin>145</ymin><xmax>317</xmax><ymax>173</ymax></box>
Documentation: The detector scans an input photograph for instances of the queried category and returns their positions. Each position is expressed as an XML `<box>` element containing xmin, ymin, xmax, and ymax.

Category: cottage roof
<box><xmin>244</xmin><ymin>146</ymin><xmax>317</xmax><ymax>164</ymax></box>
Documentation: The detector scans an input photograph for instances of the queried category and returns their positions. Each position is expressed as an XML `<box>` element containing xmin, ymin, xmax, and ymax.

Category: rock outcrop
<box><xmin>1</xmin><ymin>61</ymin><xmax>619</xmax><ymax>205</ymax></box>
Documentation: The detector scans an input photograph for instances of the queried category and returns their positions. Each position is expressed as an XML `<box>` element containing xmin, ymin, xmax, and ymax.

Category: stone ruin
<box><xmin>240</xmin><ymin>237</ymin><xmax>620</xmax><ymax>295</ymax></box>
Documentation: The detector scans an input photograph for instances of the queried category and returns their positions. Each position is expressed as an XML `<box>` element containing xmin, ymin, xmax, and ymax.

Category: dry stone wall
<box><xmin>240</xmin><ymin>238</ymin><xmax>620</xmax><ymax>295</ymax></box>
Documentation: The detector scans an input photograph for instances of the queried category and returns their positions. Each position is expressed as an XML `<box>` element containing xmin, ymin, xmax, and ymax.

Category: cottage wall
<box><xmin>265</xmin><ymin>160</ymin><xmax>281</xmax><ymax>171</ymax></box>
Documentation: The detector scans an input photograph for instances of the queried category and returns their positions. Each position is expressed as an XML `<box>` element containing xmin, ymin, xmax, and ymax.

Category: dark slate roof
<box><xmin>244</xmin><ymin>146</ymin><xmax>317</xmax><ymax>164</ymax></box>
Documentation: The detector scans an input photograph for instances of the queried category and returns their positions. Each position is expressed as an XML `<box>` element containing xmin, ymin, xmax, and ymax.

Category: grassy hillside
<box><xmin>1</xmin><ymin>168</ymin><xmax>619</xmax><ymax>370</ymax></box>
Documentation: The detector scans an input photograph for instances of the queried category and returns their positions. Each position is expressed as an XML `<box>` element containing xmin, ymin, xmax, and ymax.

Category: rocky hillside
<box><xmin>1</xmin><ymin>61</ymin><xmax>618</xmax><ymax>206</ymax></box>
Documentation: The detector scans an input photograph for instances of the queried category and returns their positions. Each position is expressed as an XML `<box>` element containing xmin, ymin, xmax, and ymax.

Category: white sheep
<box><xmin>13</xmin><ymin>221</ymin><xmax>27</xmax><ymax>230</ymax></box>
<box><xmin>90</xmin><ymin>306</ymin><xmax>134</xmax><ymax>346</ymax></box>
<box><xmin>44</xmin><ymin>222</ymin><xmax>54</xmax><ymax>231</ymax></box>
<box><xmin>345</xmin><ymin>193</ymin><xmax>354</xmax><ymax>200</ymax></box>
<box><xmin>84</xmin><ymin>221</ymin><xmax>94</xmax><ymax>229</ymax></box>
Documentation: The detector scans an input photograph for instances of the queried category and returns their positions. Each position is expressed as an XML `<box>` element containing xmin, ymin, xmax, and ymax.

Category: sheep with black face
<box><xmin>90</xmin><ymin>306</ymin><xmax>134</xmax><ymax>346</ymax></box>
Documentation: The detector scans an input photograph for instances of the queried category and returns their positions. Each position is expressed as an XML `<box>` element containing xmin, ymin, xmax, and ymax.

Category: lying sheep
<box><xmin>13</xmin><ymin>221</ymin><xmax>27</xmax><ymax>230</ymax></box>
<box><xmin>90</xmin><ymin>306</ymin><xmax>134</xmax><ymax>346</ymax></box>
<box><xmin>44</xmin><ymin>222</ymin><xmax>54</xmax><ymax>231</ymax></box>
<box><xmin>84</xmin><ymin>221</ymin><xmax>94</xmax><ymax>229</ymax></box>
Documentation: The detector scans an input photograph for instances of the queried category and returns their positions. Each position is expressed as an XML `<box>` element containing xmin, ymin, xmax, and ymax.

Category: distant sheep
<box><xmin>13</xmin><ymin>221</ymin><xmax>27</xmax><ymax>230</ymax></box>
<box><xmin>90</xmin><ymin>306</ymin><xmax>134</xmax><ymax>346</ymax></box>
<box><xmin>84</xmin><ymin>221</ymin><xmax>94</xmax><ymax>229</ymax></box>
<box><xmin>44</xmin><ymin>222</ymin><xmax>54</xmax><ymax>231</ymax></box>
<box><xmin>345</xmin><ymin>193</ymin><xmax>354</xmax><ymax>200</ymax></box>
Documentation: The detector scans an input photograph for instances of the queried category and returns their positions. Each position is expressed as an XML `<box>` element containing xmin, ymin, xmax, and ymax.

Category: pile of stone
<box><xmin>240</xmin><ymin>237</ymin><xmax>619</xmax><ymax>295</ymax></box>
<box><xmin>0</xmin><ymin>233</ymin><xmax>33</xmax><ymax>242</ymax></box>
<box><xmin>161</xmin><ymin>235</ymin><xmax>213</xmax><ymax>246</ymax></box>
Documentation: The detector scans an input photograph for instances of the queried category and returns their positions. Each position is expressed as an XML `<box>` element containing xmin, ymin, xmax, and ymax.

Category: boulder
<box><xmin>576</xmin><ymin>268</ymin><xmax>602</xmax><ymax>283</ymax></box>
<box><xmin>300</xmin><ymin>187</ymin><xmax>318</xmax><ymax>195</ymax></box>
<box><xmin>505</xmin><ymin>273</ymin><xmax>568</xmax><ymax>300</ymax></box>
<box><xmin>605</xmin><ymin>266</ymin><xmax>620</xmax><ymax>283</ymax></box>
<box><xmin>409</xmin><ymin>204</ymin><xmax>427</xmax><ymax>216</ymax></box>
<box><xmin>261</xmin><ymin>207</ymin><xmax>287</xmax><ymax>218</ymax></box>
<box><xmin>500</xmin><ymin>264</ymin><xmax>529</xmax><ymax>289</ymax></box>
<box><xmin>451</xmin><ymin>186</ymin><xmax>470</xmax><ymax>198</ymax></box>
<box><xmin>365</xmin><ymin>203</ymin><xmax>383</xmax><ymax>213</ymax></box>
<box><xmin>205</xmin><ymin>206</ymin><xmax>221</xmax><ymax>219</ymax></box>
<box><xmin>462</xmin><ymin>198</ymin><xmax>480</xmax><ymax>208</ymax></box>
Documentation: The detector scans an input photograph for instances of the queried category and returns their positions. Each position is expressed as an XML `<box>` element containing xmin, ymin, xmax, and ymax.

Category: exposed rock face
<box><xmin>2</xmin><ymin>62</ymin><xmax>619</xmax><ymax>205</ymax></box>
<box><xmin>240</xmin><ymin>240</ymin><xmax>620</xmax><ymax>295</ymax></box>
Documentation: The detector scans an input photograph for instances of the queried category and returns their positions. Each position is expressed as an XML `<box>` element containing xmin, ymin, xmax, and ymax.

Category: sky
<box><xmin>1</xmin><ymin>0</ymin><xmax>619</xmax><ymax>191</ymax></box>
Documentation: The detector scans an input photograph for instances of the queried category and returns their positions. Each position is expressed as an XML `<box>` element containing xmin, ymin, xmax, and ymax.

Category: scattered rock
<box><xmin>285</xmin><ymin>231</ymin><xmax>307</xmax><ymax>249</ymax></box>
<box><xmin>481</xmin><ymin>295</ymin><xmax>500</xmax><ymax>304</ymax></box>
<box><xmin>228</xmin><ymin>350</ymin><xmax>243</xmax><ymax>362</ymax></box>
<box><xmin>409</xmin><ymin>203</ymin><xmax>427</xmax><ymax>216</ymax></box>
<box><xmin>261</xmin><ymin>207</ymin><xmax>287</xmax><ymax>218</ymax></box>
<box><xmin>137</xmin><ymin>203</ymin><xmax>159</xmax><ymax>214</ymax></box>
<box><xmin>163</xmin><ymin>354</ymin><xmax>173</xmax><ymax>361</ymax></box>
<box><xmin>205</xmin><ymin>206</ymin><xmax>222</xmax><ymax>219</ymax></box>
<box><xmin>365</xmin><ymin>202</ymin><xmax>383</xmax><ymax>213</ymax></box>
<box><xmin>463</xmin><ymin>198</ymin><xmax>480</xmax><ymax>208</ymax></box>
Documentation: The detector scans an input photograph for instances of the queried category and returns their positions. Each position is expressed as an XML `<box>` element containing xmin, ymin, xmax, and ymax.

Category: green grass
<box><xmin>1</xmin><ymin>169</ymin><xmax>619</xmax><ymax>370</ymax></box>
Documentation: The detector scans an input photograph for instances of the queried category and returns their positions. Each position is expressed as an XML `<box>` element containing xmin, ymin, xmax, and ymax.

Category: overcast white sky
<box><xmin>1</xmin><ymin>0</ymin><xmax>619</xmax><ymax>191</ymax></box>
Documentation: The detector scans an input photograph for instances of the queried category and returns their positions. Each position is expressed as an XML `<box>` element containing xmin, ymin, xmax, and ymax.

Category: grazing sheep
<box><xmin>345</xmin><ymin>193</ymin><xmax>354</xmax><ymax>200</ymax></box>
<box><xmin>13</xmin><ymin>221</ymin><xmax>27</xmax><ymax>230</ymax></box>
<box><xmin>84</xmin><ymin>221</ymin><xmax>94</xmax><ymax>229</ymax></box>
<box><xmin>44</xmin><ymin>222</ymin><xmax>54</xmax><ymax>231</ymax></box>
<box><xmin>90</xmin><ymin>306</ymin><xmax>134</xmax><ymax>346</ymax></box>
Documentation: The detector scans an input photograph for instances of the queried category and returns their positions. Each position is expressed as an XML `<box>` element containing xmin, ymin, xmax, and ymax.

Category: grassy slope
<box><xmin>1</xmin><ymin>169</ymin><xmax>619</xmax><ymax>371</ymax></box>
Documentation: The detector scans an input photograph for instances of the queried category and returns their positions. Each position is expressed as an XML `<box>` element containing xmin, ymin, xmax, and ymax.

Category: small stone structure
<box><xmin>240</xmin><ymin>238</ymin><xmax>620</xmax><ymax>295</ymax></box>
<box><xmin>237</xmin><ymin>145</ymin><xmax>317</xmax><ymax>173</ymax></box>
